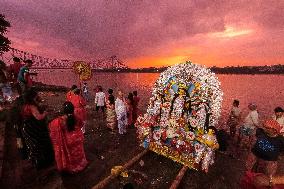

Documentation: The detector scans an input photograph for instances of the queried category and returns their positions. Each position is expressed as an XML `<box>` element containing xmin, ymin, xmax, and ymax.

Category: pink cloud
<box><xmin>0</xmin><ymin>0</ymin><xmax>283</xmax><ymax>67</ymax></box>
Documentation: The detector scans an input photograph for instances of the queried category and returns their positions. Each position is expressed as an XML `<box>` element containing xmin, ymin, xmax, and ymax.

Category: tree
<box><xmin>0</xmin><ymin>14</ymin><xmax>11</xmax><ymax>55</ymax></box>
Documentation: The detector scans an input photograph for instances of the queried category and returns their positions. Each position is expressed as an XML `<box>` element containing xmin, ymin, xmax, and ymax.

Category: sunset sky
<box><xmin>1</xmin><ymin>0</ymin><xmax>283</xmax><ymax>68</ymax></box>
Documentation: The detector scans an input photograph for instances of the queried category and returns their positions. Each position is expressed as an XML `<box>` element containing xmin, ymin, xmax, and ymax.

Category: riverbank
<box><xmin>0</xmin><ymin>84</ymin><xmax>283</xmax><ymax>189</ymax></box>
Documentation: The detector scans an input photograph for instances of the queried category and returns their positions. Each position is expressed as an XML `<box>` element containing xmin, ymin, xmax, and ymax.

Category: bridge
<box><xmin>0</xmin><ymin>48</ymin><xmax>128</xmax><ymax>70</ymax></box>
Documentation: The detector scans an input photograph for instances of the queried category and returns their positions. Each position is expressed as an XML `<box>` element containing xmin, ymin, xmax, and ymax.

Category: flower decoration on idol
<box><xmin>135</xmin><ymin>61</ymin><xmax>223</xmax><ymax>172</ymax></box>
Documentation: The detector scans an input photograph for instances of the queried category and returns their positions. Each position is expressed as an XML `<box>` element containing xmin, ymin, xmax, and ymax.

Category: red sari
<box><xmin>66</xmin><ymin>91</ymin><xmax>73</xmax><ymax>101</ymax></box>
<box><xmin>49</xmin><ymin>116</ymin><xmax>88</xmax><ymax>173</ymax></box>
<box><xmin>69</xmin><ymin>94</ymin><xmax>87</xmax><ymax>122</ymax></box>
<box><xmin>240</xmin><ymin>171</ymin><xmax>284</xmax><ymax>189</ymax></box>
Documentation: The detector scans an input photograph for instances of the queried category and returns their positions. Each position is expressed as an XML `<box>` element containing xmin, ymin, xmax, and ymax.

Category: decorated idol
<box><xmin>135</xmin><ymin>61</ymin><xmax>223</xmax><ymax>172</ymax></box>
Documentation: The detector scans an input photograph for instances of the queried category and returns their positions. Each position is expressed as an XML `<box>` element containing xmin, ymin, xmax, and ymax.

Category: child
<box><xmin>95</xmin><ymin>86</ymin><xmax>106</xmax><ymax>112</ymax></box>
<box><xmin>115</xmin><ymin>90</ymin><xmax>127</xmax><ymax>134</ymax></box>
<box><xmin>82</xmin><ymin>82</ymin><xmax>90</xmax><ymax>102</ymax></box>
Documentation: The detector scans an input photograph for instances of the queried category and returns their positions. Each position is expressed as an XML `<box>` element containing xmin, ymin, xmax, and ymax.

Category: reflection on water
<box><xmin>34</xmin><ymin>69</ymin><xmax>284</xmax><ymax>127</ymax></box>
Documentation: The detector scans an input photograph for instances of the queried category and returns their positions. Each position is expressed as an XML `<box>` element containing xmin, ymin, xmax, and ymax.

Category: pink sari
<box><xmin>49</xmin><ymin>116</ymin><xmax>88</xmax><ymax>173</ymax></box>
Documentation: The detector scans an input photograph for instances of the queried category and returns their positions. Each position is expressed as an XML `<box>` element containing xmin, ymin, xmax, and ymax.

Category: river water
<box><xmin>33</xmin><ymin>69</ymin><xmax>284</xmax><ymax>128</ymax></box>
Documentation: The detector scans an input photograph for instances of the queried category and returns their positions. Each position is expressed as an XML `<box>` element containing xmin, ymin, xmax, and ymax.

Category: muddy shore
<box><xmin>0</xmin><ymin>84</ymin><xmax>283</xmax><ymax>189</ymax></box>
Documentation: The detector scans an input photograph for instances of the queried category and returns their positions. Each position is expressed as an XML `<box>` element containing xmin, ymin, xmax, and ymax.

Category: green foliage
<box><xmin>0</xmin><ymin>14</ymin><xmax>11</xmax><ymax>54</ymax></box>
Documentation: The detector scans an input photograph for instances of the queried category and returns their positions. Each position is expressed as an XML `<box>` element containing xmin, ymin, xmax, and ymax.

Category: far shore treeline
<box><xmin>37</xmin><ymin>64</ymin><xmax>284</xmax><ymax>74</ymax></box>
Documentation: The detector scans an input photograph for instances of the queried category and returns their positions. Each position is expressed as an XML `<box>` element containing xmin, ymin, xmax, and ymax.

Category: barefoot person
<box><xmin>241</xmin><ymin>119</ymin><xmax>284</xmax><ymax>189</ymax></box>
<box><xmin>21</xmin><ymin>89</ymin><xmax>54</xmax><ymax>169</ymax></box>
<box><xmin>227</xmin><ymin>100</ymin><xmax>241</xmax><ymax>139</ymax></box>
<box><xmin>115</xmin><ymin>90</ymin><xmax>127</xmax><ymax>134</ymax></box>
<box><xmin>82</xmin><ymin>82</ymin><xmax>90</xmax><ymax>102</ymax></box>
<box><xmin>66</xmin><ymin>85</ymin><xmax>77</xmax><ymax>101</ymax></box>
<box><xmin>106</xmin><ymin>90</ymin><xmax>116</xmax><ymax>132</ymax></box>
<box><xmin>17</xmin><ymin>59</ymin><xmax>35</xmax><ymax>93</ymax></box>
<box><xmin>132</xmin><ymin>90</ymin><xmax>140</xmax><ymax>124</ymax></box>
<box><xmin>239</xmin><ymin>103</ymin><xmax>259</xmax><ymax>149</ymax></box>
<box><xmin>69</xmin><ymin>88</ymin><xmax>87</xmax><ymax>133</ymax></box>
<box><xmin>126</xmin><ymin>92</ymin><xmax>134</xmax><ymax>127</ymax></box>
<box><xmin>49</xmin><ymin>101</ymin><xmax>88</xmax><ymax>173</ymax></box>
<box><xmin>272</xmin><ymin>107</ymin><xmax>284</xmax><ymax>135</ymax></box>
<box><xmin>95</xmin><ymin>86</ymin><xmax>106</xmax><ymax>112</ymax></box>
<box><xmin>9</xmin><ymin>57</ymin><xmax>23</xmax><ymax>95</ymax></box>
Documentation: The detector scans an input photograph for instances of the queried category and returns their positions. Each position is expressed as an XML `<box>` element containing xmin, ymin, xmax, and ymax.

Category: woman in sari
<box><xmin>49</xmin><ymin>101</ymin><xmax>88</xmax><ymax>173</ymax></box>
<box><xmin>126</xmin><ymin>93</ymin><xmax>134</xmax><ymax>127</ymax></box>
<box><xmin>132</xmin><ymin>90</ymin><xmax>140</xmax><ymax>124</ymax></box>
<box><xmin>69</xmin><ymin>88</ymin><xmax>87</xmax><ymax>133</ymax></box>
<box><xmin>21</xmin><ymin>89</ymin><xmax>54</xmax><ymax>169</ymax></box>
<box><xmin>66</xmin><ymin>85</ymin><xmax>77</xmax><ymax>101</ymax></box>
<box><xmin>106</xmin><ymin>93</ymin><xmax>116</xmax><ymax>132</ymax></box>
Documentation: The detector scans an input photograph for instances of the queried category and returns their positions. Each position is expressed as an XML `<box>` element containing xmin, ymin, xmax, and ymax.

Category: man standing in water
<box><xmin>17</xmin><ymin>59</ymin><xmax>35</xmax><ymax>93</ymax></box>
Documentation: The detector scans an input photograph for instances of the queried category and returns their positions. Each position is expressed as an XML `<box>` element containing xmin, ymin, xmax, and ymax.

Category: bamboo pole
<box><xmin>169</xmin><ymin>166</ymin><xmax>188</xmax><ymax>189</ymax></box>
<box><xmin>92</xmin><ymin>149</ymin><xmax>148</xmax><ymax>189</ymax></box>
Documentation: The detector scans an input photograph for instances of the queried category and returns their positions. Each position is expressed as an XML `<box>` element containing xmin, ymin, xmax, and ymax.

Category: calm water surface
<box><xmin>33</xmin><ymin>69</ymin><xmax>284</xmax><ymax>128</ymax></box>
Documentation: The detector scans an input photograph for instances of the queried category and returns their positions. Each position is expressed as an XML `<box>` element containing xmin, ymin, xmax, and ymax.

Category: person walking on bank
<box><xmin>126</xmin><ymin>92</ymin><xmax>134</xmax><ymax>127</ymax></box>
<box><xmin>82</xmin><ymin>82</ymin><xmax>90</xmax><ymax>102</ymax></box>
<box><xmin>9</xmin><ymin>57</ymin><xmax>23</xmax><ymax>95</ymax></box>
<box><xmin>241</xmin><ymin>119</ymin><xmax>284</xmax><ymax>189</ymax></box>
<box><xmin>272</xmin><ymin>107</ymin><xmax>284</xmax><ymax>135</ymax></box>
<box><xmin>66</xmin><ymin>85</ymin><xmax>77</xmax><ymax>101</ymax></box>
<box><xmin>227</xmin><ymin>100</ymin><xmax>241</xmax><ymax>139</ymax></box>
<box><xmin>21</xmin><ymin>89</ymin><xmax>54</xmax><ymax>169</ymax></box>
<box><xmin>69</xmin><ymin>88</ymin><xmax>87</xmax><ymax>133</ymax></box>
<box><xmin>95</xmin><ymin>86</ymin><xmax>106</xmax><ymax>112</ymax></box>
<box><xmin>49</xmin><ymin>101</ymin><xmax>88</xmax><ymax>173</ymax></box>
<box><xmin>132</xmin><ymin>90</ymin><xmax>140</xmax><ymax>124</ymax></box>
<box><xmin>239</xmin><ymin>103</ymin><xmax>259</xmax><ymax>149</ymax></box>
<box><xmin>106</xmin><ymin>92</ymin><xmax>116</xmax><ymax>133</ymax></box>
<box><xmin>115</xmin><ymin>90</ymin><xmax>127</xmax><ymax>134</ymax></box>
<box><xmin>17</xmin><ymin>59</ymin><xmax>35</xmax><ymax>93</ymax></box>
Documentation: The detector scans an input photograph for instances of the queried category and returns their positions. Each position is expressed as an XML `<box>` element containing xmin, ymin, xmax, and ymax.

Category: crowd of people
<box><xmin>0</xmin><ymin>57</ymin><xmax>36</xmax><ymax>104</ymax></box>
<box><xmin>1</xmin><ymin>57</ymin><xmax>284</xmax><ymax>188</ymax></box>
<box><xmin>0</xmin><ymin>57</ymin><xmax>142</xmax><ymax>177</ymax></box>
<box><xmin>225</xmin><ymin>100</ymin><xmax>284</xmax><ymax>188</ymax></box>
<box><xmin>74</xmin><ymin>83</ymin><xmax>141</xmax><ymax>136</ymax></box>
